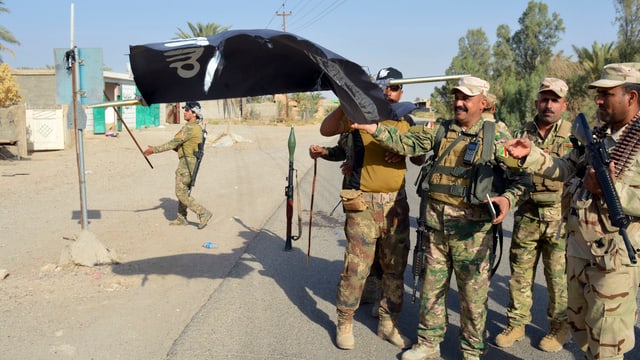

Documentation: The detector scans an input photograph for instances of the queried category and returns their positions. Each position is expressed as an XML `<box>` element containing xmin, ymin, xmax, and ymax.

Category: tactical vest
<box><xmin>424</xmin><ymin>120</ymin><xmax>504</xmax><ymax>207</ymax></box>
<box><xmin>523</xmin><ymin>119</ymin><xmax>572</xmax><ymax>204</ymax></box>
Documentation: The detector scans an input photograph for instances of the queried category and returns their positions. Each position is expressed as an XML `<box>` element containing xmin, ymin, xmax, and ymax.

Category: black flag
<box><xmin>128</xmin><ymin>29</ymin><xmax>392</xmax><ymax>124</ymax></box>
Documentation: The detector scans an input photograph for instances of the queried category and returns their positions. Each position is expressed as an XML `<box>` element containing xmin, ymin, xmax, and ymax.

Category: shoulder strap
<box><xmin>432</xmin><ymin>120</ymin><xmax>450</xmax><ymax>157</ymax></box>
<box><xmin>479</xmin><ymin>120</ymin><xmax>496</xmax><ymax>164</ymax></box>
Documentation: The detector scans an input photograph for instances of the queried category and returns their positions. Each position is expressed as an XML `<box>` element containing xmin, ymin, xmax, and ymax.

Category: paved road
<box><xmin>167</xmin><ymin>141</ymin><xmax>640</xmax><ymax>359</ymax></box>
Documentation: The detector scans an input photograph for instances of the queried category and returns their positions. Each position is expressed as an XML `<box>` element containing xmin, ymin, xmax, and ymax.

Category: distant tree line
<box><xmin>430</xmin><ymin>0</ymin><xmax>640</xmax><ymax>129</ymax></box>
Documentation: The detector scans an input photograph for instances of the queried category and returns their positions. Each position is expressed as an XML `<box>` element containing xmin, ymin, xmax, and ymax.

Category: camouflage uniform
<box><xmin>151</xmin><ymin>122</ymin><xmax>209</xmax><ymax>219</ymax></box>
<box><xmin>506</xmin><ymin>118</ymin><xmax>572</xmax><ymax>330</ymax></box>
<box><xmin>372</xmin><ymin>118</ymin><xmax>530</xmax><ymax>358</ymax></box>
<box><xmin>334</xmin><ymin>117</ymin><xmax>412</xmax><ymax>317</ymax></box>
<box><xmin>324</xmin><ymin>133</ymin><xmax>384</xmax><ymax>308</ymax></box>
<box><xmin>520</xmin><ymin>124</ymin><xmax>640</xmax><ymax>359</ymax></box>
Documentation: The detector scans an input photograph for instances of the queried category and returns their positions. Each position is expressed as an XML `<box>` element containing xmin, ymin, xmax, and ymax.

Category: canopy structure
<box><xmin>128</xmin><ymin>29</ymin><xmax>392</xmax><ymax>124</ymax></box>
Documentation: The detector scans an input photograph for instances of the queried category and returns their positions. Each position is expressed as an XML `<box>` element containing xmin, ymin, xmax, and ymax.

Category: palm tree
<box><xmin>0</xmin><ymin>1</ymin><xmax>21</xmax><ymax>62</ymax></box>
<box><xmin>572</xmin><ymin>41</ymin><xmax>616</xmax><ymax>80</ymax></box>
<box><xmin>174</xmin><ymin>22</ymin><xmax>231</xmax><ymax>40</ymax></box>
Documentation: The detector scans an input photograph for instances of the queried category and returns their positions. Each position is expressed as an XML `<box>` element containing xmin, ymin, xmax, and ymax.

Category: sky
<box><xmin>1</xmin><ymin>0</ymin><xmax>621</xmax><ymax>101</ymax></box>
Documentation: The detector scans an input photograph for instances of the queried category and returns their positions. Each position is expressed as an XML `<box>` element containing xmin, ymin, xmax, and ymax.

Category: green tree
<box><xmin>174</xmin><ymin>22</ymin><xmax>231</xmax><ymax>39</ymax></box>
<box><xmin>572</xmin><ymin>41</ymin><xmax>617</xmax><ymax>80</ymax></box>
<box><xmin>0</xmin><ymin>1</ymin><xmax>20</xmax><ymax>62</ymax></box>
<box><xmin>510</xmin><ymin>1</ymin><xmax>565</xmax><ymax>76</ymax></box>
<box><xmin>290</xmin><ymin>92</ymin><xmax>324</xmax><ymax>121</ymax></box>
<box><xmin>0</xmin><ymin>63</ymin><xmax>23</xmax><ymax>107</ymax></box>
<box><xmin>491</xmin><ymin>24</ymin><xmax>516</xmax><ymax>82</ymax></box>
<box><xmin>430</xmin><ymin>29</ymin><xmax>491</xmax><ymax>119</ymax></box>
<box><xmin>613</xmin><ymin>0</ymin><xmax>640</xmax><ymax>61</ymax></box>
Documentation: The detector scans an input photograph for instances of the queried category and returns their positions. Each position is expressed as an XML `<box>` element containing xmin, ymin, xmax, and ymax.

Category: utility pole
<box><xmin>276</xmin><ymin>3</ymin><xmax>292</xmax><ymax>120</ymax></box>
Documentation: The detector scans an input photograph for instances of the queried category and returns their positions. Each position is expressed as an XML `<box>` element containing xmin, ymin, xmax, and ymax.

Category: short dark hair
<box><xmin>623</xmin><ymin>83</ymin><xmax>640</xmax><ymax>105</ymax></box>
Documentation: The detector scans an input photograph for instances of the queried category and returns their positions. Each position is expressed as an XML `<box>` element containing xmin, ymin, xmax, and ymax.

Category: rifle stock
<box><xmin>573</xmin><ymin>113</ymin><xmax>637</xmax><ymax>264</ymax></box>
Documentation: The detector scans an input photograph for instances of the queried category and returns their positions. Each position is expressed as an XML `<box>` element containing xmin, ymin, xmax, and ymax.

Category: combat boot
<box><xmin>169</xmin><ymin>215</ymin><xmax>188</xmax><ymax>226</ymax></box>
<box><xmin>538</xmin><ymin>321</ymin><xmax>571</xmax><ymax>352</ymax></box>
<box><xmin>377</xmin><ymin>312</ymin><xmax>411</xmax><ymax>349</ymax></box>
<box><xmin>401</xmin><ymin>342</ymin><xmax>440</xmax><ymax>360</ymax></box>
<box><xmin>495</xmin><ymin>325</ymin><xmax>525</xmax><ymax>348</ymax></box>
<box><xmin>198</xmin><ymin>210</ymin><xmax>212</xmax><ymax>229</ymax></box>
<box><xmin>336</xmin><ymin>319</ymin><xmax>355</xmax><ymax>350</ymax></box>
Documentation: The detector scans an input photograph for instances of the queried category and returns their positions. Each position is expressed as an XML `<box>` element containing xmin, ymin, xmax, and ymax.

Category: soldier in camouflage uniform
<box><xmin>506</xmin><ymin>63</ymin><xmax>640</xmax><ymax>360</ymax></box>
<box><xmin>143</xmin><ymin>101</ymin><xmax>212</xmax><ymax>229</ymax></box>
<box><xmin>353</xmin><ymin>76</ymin><xmax>531</xmax><ymax>360</ymax></box>
<box><xmin>310</xmin><ymin>67</ymin><xmax>424</xmax><ymax>321</ymax></box>
<box><xmin>495</xmin><ymin>78</ymin><xmax>572</xmax><ymax>352</ymax></box>
<box><xmin>310</xmin><ymin>67</ymin><xmax>423</xmax><ymax>351</ymax></box>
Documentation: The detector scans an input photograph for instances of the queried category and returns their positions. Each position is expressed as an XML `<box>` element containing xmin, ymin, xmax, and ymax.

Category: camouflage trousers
<box><xmin>417</xmin><ymin>220</ymin><xmax>493</xmax><ymax>358</ymax></box>
<box><xmin>568</xmin><ymin>255</ymin><xmax>640</xmax><ymax>359</ymax></box>
<box><xmin>506</xmin><ymin>213</ymin><xmax>567</xmax><ymax>327</ymax></box>
<box><xmin>174</xmin><ymin>157</ymin><xmax>207</xmax><ymax>218</ymax></box>
<box><xmin>336</xmin><ymin>190</ymin><xmax>410</xmax><ymax>320</ymax></box>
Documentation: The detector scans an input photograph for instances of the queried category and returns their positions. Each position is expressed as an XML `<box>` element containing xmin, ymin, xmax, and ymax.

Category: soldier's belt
<box><xmin>360</xmin><ymin>189</ymin><xmax>406</xmax><ymax>204</ymax></box>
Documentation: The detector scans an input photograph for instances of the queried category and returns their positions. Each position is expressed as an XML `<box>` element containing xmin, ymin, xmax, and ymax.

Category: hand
<box><xmin>350</xmin><ymin>122</ymin><xmax>378</xmax><ymax>135</ymax></box>
<box><xmin>384</xmin><ymin>151</ymin><xmax>404</xmax><ymax>163</ymax></box>
<box><xmin>308</xmin><ymin>145</ymin><xmax>327</xmax><ymax>159</ymax></box>
<box><xmin>583</xmin><ymin>162</ymin><xmax>616</xmax><ymax>196</ymax></box>
<box><xmin>143</xmin><ymin>146</ymin><xmax>154</xmax><ymax>156</ymax></box>
<box><xmin>486</xmin><ymin>195</ymin><xmax>510</xmax><ymax>224</ymax></box>
<box><xmin>340</xmin><ymin>161</ymin><xmax>353</xmax><ymax>176</ymax></box>
<box><xmin>505</xmin><ymin>137</ymin><xmax>532</xmax><ymax>159</ymax></box>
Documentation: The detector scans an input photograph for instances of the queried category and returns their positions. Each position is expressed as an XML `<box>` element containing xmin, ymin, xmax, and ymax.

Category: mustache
<box><xmin>454</xmin><ymin>106</ymin><xmax>467</xmax><ymax>112</ymax></box>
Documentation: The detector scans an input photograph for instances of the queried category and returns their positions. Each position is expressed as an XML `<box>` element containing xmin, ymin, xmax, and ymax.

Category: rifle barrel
<box><xmin>388</xmin><ymin>74</ymin><xmax>470</xmax><ymax>86</ymax></box>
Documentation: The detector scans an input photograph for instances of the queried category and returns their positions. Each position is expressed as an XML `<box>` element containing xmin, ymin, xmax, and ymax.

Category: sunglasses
<box><xmin>386</xmin><ymin>85</ymin><xmax>402</xmax><ymax>92</ymax></box>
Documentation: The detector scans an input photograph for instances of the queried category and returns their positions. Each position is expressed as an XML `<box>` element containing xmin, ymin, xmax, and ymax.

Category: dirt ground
<box><xmin>0</xmin><ymin>122</ymin><xmax>325</xmax><ymax>359</ymax></box>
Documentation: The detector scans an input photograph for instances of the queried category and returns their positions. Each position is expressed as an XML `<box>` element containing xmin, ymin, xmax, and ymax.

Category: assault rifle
<box><xmin>412</xmin><ymin>191</ymin><xmax>429</xmax><ymax>303</ymax></box>
<box><xmin>189</xmin><ymin>128</ymin><xmax>207</xmax><ymax>194</ymax></box>
<box><xmin>572</xmin><ymin>113</ymin><xmax>637</xmax><ymax>264</ymax></box>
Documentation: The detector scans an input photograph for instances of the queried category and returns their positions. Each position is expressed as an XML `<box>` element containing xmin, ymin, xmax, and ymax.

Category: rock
<box><xmin>67</xmin><ymin>230</ymin><xmax>119</xmax><ymax>267</ymax></box>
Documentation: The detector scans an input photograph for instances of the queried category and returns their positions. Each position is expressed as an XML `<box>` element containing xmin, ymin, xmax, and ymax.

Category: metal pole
<box><xmin>70</xmin><ymin>3</ymin><xmax>89</xmax><ymax>230</ymax></box>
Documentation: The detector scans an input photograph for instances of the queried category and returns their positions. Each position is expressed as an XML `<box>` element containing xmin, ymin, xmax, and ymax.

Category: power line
<box><xmin>288</xmin><ymin>0</ymin><xmax>347</xmax><ymax>33</ymax></box>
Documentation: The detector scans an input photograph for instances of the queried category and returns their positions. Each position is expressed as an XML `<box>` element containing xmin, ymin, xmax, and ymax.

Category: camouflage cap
<box><xmin>486</xmin><ymin>93</ymin><xmax>497</xmax><ymax>107</ymax></box>
<box><xmin>451</xmin><ymin>76</ymin><xmax>490</xmax><ymax>97</ymax></box>
<box><xmin>588</xmin><ymin>63</ymin><xmax>640</xmax><ymax>89</ymax></box>
<box><xmin>539</xmin><ymin>77</ymin><xmax>568</xmax><ymax>97</ymax></box>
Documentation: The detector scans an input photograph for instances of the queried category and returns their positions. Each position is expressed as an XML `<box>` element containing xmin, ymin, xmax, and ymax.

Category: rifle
<box><xmin>375</xmin><ymin>74</ymin><xmax>470</xmax><ymax>88</ymax></box>
<box><xmin>412</xmin><ymin>191</ymin><xmax>429</xmax><ymax>303</ymax></box>
<box><xmin>284</xmin><ymin>125</ymin><xmax>301</xmax><ymax>250</ymax></box>
<box><xmin>572</xmin><ymin>113</ymin><xmax>637</xmax><ymax>264</ymax></box>
<box><xmin>189</xmin><ymin>127</ymin><xmax>207</xmax><ymax>194</ymax></box>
